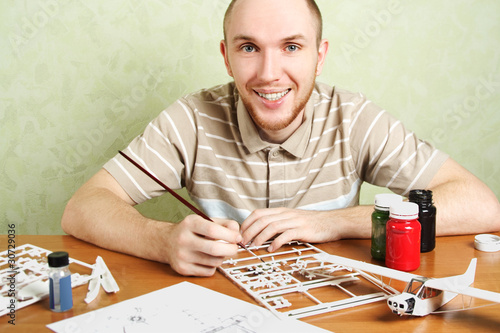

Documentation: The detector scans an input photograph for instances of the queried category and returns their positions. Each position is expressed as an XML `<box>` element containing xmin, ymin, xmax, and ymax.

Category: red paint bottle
<box><xmin>386</xmin><ymin>202</ymin><xmax>421</xmax><ymax>272</ymax></box>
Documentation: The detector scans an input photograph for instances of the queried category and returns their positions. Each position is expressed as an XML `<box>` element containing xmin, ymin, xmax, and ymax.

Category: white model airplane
<box><xmin>314</xmin><ymin>253</ymin><xmax>500</xmax><ymax>316</ymax></box>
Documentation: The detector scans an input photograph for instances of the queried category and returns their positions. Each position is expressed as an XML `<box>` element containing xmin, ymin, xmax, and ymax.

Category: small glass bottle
<box><xmin>371</xmin><ymin>193</ymin><xmax>403</xmax><ymax>260</ymax></box>
<box><xmin>386</xmin><ymin>202</ymin><xmax>421</xmax><ymax>272</ymax></box>
<box><xmin>409</xmin><ymin>189</ymin><xmax>436</xmax><ymax>253</ymax></box>
<box><xmin>48</xmin><ymin>251</ymin><xmax>73</xmax><ymax>312</ymax></box>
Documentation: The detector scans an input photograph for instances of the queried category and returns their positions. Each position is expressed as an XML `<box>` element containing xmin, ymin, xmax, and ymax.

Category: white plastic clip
<box><xmin>84</xmin><ymin>256</ymin><xmax>119</xmax><ymax>304</ymax></box>
<box><xmin>474</xmin><ymin>234</ymin><xmax>500</xmax><ymax>252</ymax></box>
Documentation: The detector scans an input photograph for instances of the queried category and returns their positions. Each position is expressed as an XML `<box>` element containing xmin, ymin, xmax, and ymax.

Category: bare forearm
<box><xmin>61</xmin><ymin>187</ymin><xmax>172</xmax><ymax>263</ymax></box>
<box><xmin>427</xmin><ymin>158</ymin><xmax>500</xmax><ymax>236</ymax></box>
<box><xmin>431</xmin><ymin>179</ymin><xmax>500</xmax><ymax>236</ymax></box>
<box><xmin>62</xmin><ymin>169</ymin><xmax>243</xmax><ymax>276</ymax></box>
<box><xmin>327</xmin><ymin>205</ymin><xmax>373</xmax><ymax>239</ymax></box>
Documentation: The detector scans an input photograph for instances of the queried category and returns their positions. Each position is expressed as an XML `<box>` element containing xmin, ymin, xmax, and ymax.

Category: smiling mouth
<box><xmin>256</xmin><ymin>89</ymin><xmax>291</xmax><ymax>101</ymax></box>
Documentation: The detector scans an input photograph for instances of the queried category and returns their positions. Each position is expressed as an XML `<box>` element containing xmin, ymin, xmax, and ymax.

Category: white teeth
<box><xmin>257</xmin><ymin>89</ymin><xmax>290</xmax><ymax>101</ymax></box>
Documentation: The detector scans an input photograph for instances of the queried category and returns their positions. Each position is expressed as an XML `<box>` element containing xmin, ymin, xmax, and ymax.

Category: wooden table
<box><xmin>1</xmin><ymin>234</ymin><xmax>499</xmax><ymax>332</ymax></box>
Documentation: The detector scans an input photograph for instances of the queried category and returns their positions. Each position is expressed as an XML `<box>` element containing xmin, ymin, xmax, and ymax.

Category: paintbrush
<box><xmin>118</xmin><ymin>150</ymin><xmax>265</xmax><ymax>264</ymax></box>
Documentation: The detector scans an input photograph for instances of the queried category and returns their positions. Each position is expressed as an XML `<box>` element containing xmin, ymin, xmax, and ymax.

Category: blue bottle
<box><xmin>48</xmin><ymin>251</ymin><xmax>73</xmax><ymax>312</ymax></box>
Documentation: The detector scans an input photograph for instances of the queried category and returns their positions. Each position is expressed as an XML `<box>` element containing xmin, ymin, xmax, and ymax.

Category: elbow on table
<box><xmin>61</xmin><ymin>195</ymin><xmax>81</xmax><ymax>236</ymax></box>
<box><xmin>479</xmin><ymin>194</ymin><xmax>500</xmax><ymax>233</ymax></box>
<box><xmin>491</xmin><ymin>202</ymin><xmax>500</xmax><ymax>232</ymax></box>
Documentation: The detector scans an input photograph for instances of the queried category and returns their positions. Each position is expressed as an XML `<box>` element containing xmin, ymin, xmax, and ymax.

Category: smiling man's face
<box><xmin>220</xmin><ymin>0</ymin><xmax>329</xmax><ymax>143</ymax></box>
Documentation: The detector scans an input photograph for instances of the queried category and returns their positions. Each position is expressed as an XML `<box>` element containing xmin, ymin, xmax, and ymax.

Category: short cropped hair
<box><xmin>223</xmin><ymin>0</ymin><xmax>323</xmax><ymax>48</ymax></box>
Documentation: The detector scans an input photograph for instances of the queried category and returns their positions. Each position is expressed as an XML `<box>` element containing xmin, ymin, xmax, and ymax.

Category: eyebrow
<box><xmin>231</xmin><ymin>34</ymin><xmax>308</xmax><ymax>44</ymax></box>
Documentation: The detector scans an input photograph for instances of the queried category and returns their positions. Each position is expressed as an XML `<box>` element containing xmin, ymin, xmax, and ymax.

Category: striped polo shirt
<box><xmin>104</xmin><ymin>81</ymin><xmax>448</xmax><ymax>222</ymax></box>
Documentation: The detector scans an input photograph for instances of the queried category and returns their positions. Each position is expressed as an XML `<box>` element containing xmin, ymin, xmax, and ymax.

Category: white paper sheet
<box><xmin>47</xmin><ymin>281</ymin><xmax>331</xmax><ymax>333</ymax></box>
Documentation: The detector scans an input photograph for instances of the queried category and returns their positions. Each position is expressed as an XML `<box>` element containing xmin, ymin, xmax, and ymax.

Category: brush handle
<box><xmin>118</xmin><ymin>150</ymin><xmax>212</xmax><ymax>221</ymax></box>
<box><xmin>118</xmin><ymin>151</ymin><xmax>255</xmax><ymax>257</ymax></box>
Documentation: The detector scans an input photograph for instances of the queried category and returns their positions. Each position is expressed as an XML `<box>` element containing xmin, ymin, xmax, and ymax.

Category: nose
<box><xmin>388</xmin><ymin>299</ymin><xmax>406</xmax><ymax>316</ymax></box>
<box><xmin>258</xmin><ymin>50</ymin><xmax>282</xmax><ymax>82</ymax></box>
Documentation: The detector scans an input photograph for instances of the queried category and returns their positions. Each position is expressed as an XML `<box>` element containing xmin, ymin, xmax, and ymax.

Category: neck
<box><xmin>259</xmin><ymin>110</ymin><xmax>305</xmax><ymax>144</ymax></box>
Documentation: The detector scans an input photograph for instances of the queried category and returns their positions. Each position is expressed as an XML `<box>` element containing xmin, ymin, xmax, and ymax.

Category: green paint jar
<box><xmin>371</xmin><ymin>193</ymin><xmax>403</xmax><ymax>261</ymax></box>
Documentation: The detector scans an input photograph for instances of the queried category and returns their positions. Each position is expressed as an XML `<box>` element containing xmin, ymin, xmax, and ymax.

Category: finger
<box><xmin>212</xmin><ymin>218</ymin><xmax>241</xmax><ymax>233</ymax></box>
<box><xmin>197</xmin><ymin>237</ymin><xmax>240</xmax><ymax>258</ymax></box>
<box><xmin>190</xmin><ymin>266</ymin><xmax>217</xmax><ymax>277</ymax></box>
<box><xmin>267</xmin><ymin>230</ymin><xmax>296</xmax><ymax>252</ymax></box>
<box><xmin>240</xmin><ymin>210</ymin><xmax>276</xmax><ymax>245</ymax></box>
<box><xmin>240</xmin><ymin>208</ymin><xmax>283</xmax><ymax>234</ymax></box>
<box><xmin>172</xmin><ymin>261</ymin><xmax>218</xmax><ymax>277</ymax></box>
<box><xmin>169</xmin><ymin>248</ymin><xmax>218</xmax><ymax>277</ymax></box>
<box><xmin>177</xmin><ymin>223</ymin><xmax>239</xmax><ymax>257</ymax></box>
<box><xmin>250</xmin><ymin>219</ymin><xmax>289</xmax><ymax>247</ymax></box>
<box><xmin>194</xmin><ymin>250</ymin><xmax>228</xmax><ymax>267</ymax></box>
<box><xmin>171</xmin><ymin>246</ymin><xmax>227</xmax><ymax>277</ymax></box>
<box><xmin>196</xmin><ymin>218</ymin><xmax>242</xmax><ymax>245</ymax></box>
<box><xmin>242</xmin><ymin>211</ymin><xmax>290</xmax><ymax>246</ymax></box>
<box><xmin>240</xmin><ymin>210</ymin><xmax>260</xmax><ymax>234</ymax></box>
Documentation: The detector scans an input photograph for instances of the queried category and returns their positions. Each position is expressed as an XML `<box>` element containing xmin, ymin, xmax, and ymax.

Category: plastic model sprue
<box><xmin>218</xmin><ymin>241</ymin><xmax>500</xmax><ymax>318</ymax></box>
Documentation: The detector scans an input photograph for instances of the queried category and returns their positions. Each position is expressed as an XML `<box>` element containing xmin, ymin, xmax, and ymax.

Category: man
<box><xmin>62</xmin><ymin>0</ymin><xmax>500</xmax><ymax>277</ymax></box>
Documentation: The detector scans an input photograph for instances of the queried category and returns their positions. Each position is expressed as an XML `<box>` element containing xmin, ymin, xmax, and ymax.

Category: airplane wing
<box><xmin>315</xmin><ymin>254</ymin><xmax>500</xmax><ymax>310</ymax></box>
<box><xmin>425</xmin><ymin>280</ymin><xmax>500</xmax><ymax>304</ymax></box>
<box><xmin>423</xmin><ymin>258</ymin><xmax>500</xmax><ymax>304</ymax></box>
<box><xmin>314</xmin><ymin>253</ymin><xmax>419</xmax><ymax>282</ymax></box>
<box><xmin>458</xmin><ymin>286</ymin><xmax>500</xmax><ymax>304</ymax></box>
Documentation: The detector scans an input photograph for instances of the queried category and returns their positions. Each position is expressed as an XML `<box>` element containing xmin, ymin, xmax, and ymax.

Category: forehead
<box><xmin>226</xmin><ymin>0</ymin><xmax>317</xmax><ymax>43</ymax></box>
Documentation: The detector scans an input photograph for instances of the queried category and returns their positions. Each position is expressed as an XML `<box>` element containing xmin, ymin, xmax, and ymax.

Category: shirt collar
<box><xmin>236</xmin><ymin>87</ymin><xmax>316</xmax><ymax>159</ymax></box>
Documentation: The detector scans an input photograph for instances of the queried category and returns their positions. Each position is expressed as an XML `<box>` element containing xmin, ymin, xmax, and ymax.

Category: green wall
<box><xmin>1</xmin><ymin>0</ymin><xmax>499</xmax><ymax>235</ymax></box>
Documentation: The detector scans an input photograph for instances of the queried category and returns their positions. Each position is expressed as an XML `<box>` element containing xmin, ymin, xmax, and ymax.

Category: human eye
<box><xmin>241</xmin><ymin>44</ymin><xmax>256</xmax><ymax>53</ymax></box>
<box><xmin>286</xmin><ymin>44</ymin><xmax>299</xmax><ymax>52</ymax></box>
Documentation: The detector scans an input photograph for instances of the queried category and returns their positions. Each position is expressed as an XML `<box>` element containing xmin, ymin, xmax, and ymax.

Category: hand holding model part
<box><xmin>240</xmin><ymin>208</ymin><xmax>335</xmax><ymax>252</ymax></box>
<box><xmin>239</xmin><ymin>206</ymin><xmax>371</xmax><ymax>252</ymax></box>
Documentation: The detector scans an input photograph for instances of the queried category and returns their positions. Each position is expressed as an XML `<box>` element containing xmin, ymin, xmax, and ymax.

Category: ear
<box><xmin>315</xmin><ymin>38</ymin><xmax>329</xmax><ymax>76</ymax></box>
<box><xmin>220</xmin><ymin>40</ymin><xmax>234</xmax><ymax>77</ymax></box>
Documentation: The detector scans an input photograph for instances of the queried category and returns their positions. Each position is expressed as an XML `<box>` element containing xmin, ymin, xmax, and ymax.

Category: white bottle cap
<box><xmin>474</xmin><ymin>234</ymin><xmax>500</xmax><ymax>252</ymax></box>
<box><xmin>390</xmin><ymin>202</ymin><xmax>419</xmax><ymax>220</ymax></box>
<box><xmin>375</xmin><ymin>193</ymin><xmax>403</xmax><ymax>211</ymax></box>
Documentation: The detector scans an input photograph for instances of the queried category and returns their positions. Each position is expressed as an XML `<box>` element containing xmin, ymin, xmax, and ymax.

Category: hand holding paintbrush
<box><xmin>118</xmin><ymin>151</ymin><xmax>265</xmax><ymax>267</ymax></box>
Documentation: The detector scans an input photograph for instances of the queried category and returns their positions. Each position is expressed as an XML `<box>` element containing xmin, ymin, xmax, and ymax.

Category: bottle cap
<box><xmin>474</xmin><ymin>234</ymin><xmax>500</xmax><ymax>252</ymax></box>
<box><xmin>48</xmin><ymin>251</ymin><xmax>70</xmax><ymax>267</ymax></box>
<box><xmin>409</xmin><ymin>189</ymin><xmax>433</xmax><ymax>202</ymax></box>
<box><xmin>390</xmin><ymin>202</ymin><xmax>419</xmax><ymax>220</ymax></box>
<box><xmin>374</xmin><ymin>193</ymin><xmax>403</xmax><ymax>211</ymax></box>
